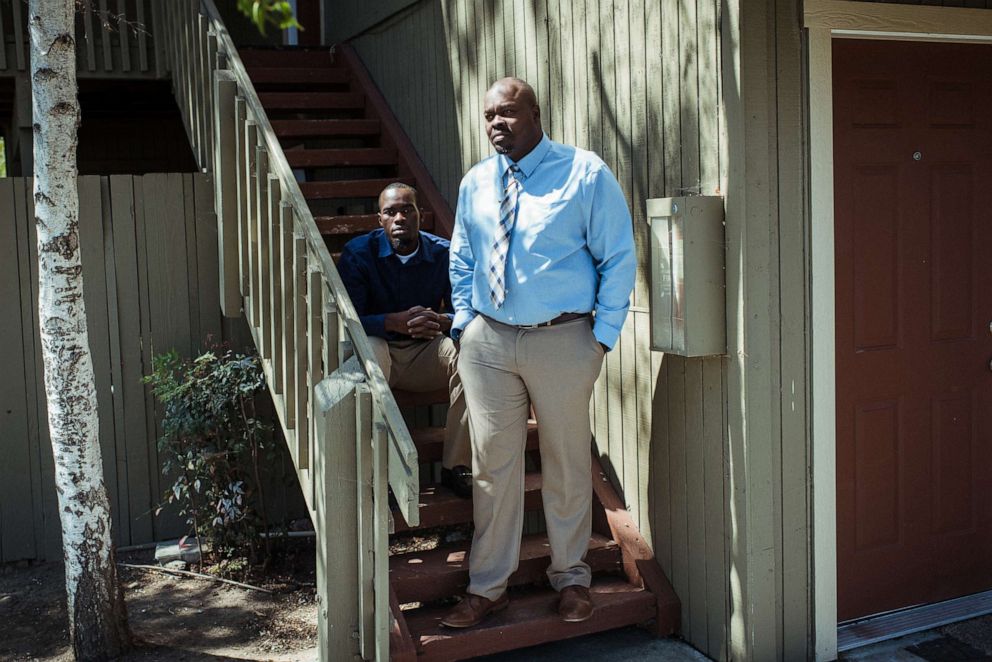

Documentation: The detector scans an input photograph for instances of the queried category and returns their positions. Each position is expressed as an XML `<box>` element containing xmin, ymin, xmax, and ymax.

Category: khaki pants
<box><xmin>368</xmin><ymin>335</ymin><xmax>471</xmax><ymax>469</ymax></box>
<box><xmin>458</xmin><ymin>315</ymin><xmax>605</xmax><ymax>600</ymax></box>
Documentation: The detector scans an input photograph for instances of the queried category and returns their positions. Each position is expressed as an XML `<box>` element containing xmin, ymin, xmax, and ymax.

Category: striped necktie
<box><xmin>489</xmin><ymin>164</ymin><xmax>520</xmax><ymax>308</ymax></box>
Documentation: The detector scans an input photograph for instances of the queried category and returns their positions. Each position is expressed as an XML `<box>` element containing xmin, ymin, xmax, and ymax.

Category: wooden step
<box><xmin>246</xmin><ymin>66</ymin><xmax>349</xmax><ymax>85</ymax></box>
<box><xmin>271</xmin><ymin>119</ymin><xmax>380</xmax><ymax>138</ymax></box>
<box><xmin>301</xmin><ymin>177</ymin><xmax>415</xmax><ymax>200</ymax></box>
<box><xmin>391</xmin><ymin>532</ymin><xmax>621</xmax><ymax>604</ymax></box>
<box><xmin>314</xmin><ymin>211</ymin><xmax>435</xmax><ymax>237</ymax></box>
<box><xmin>394</xmin><ymin>472</ymin><xmax>543</xmax><ymax>533</ymax></box>
<box><xmin>393</xmin><ymin>388</ymin><xmax>449</xmax><ymax>408</ymax></box>
<box><xmin>285</xmin><ymin>147</ymin><xmax>397</xmax><ymax>168</ymax></box>
<box><xmin>258</xmin><ymin>92</ymin><xmax>364</xmax><ymax>111</ymax></box>
<box><xmin>238</xmin><ymin>47</ymin><xmax>338</xmax><ymax>68</ymax></box>
<box><xmin>410</xmin><ymin>423</ymin><xmax>538</xmax><ymax>464</ymax></box>
<box><xmin>403</xmin><ymin>577</ymin><xmax>656</xmax><ymax>661</ymax></box>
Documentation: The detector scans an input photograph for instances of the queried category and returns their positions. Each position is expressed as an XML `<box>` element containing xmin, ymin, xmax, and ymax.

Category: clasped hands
<box><xmin>384</xmin><ymin>306</ymin><xmax>452</xmax><ymax>340</ymax></box>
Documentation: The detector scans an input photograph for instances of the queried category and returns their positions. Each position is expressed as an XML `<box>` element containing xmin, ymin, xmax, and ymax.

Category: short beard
<box><xmin>493</xmin><ymin>143</ymin><xmax>511</xmax><ymax>154</ymax></box>
<box><xmin>391</xmin><ymin>235</ymin><xmax>418</xmax><ymax>254</ymax></box>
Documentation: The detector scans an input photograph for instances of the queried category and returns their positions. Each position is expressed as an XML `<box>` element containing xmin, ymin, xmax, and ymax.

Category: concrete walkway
<box><xmin>840</xmin><ymin>614</ymin><xmax>992</xmax><ymax>661</ymax></box>
<box><xmin>477</xmin><ymin>627</ymin><xmax>710</xmax><ymax>661</ymax></box>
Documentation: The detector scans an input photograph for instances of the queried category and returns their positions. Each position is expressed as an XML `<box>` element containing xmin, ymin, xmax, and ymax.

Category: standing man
<box><xmin>337</xmin><ymin>182</ymin><xmax>472</xmax><ymax>497</ymax></box>
<box><xmin>442</xmin><ymin>78</ymin><xmax>636</xmax><ymax>627</ymax></box>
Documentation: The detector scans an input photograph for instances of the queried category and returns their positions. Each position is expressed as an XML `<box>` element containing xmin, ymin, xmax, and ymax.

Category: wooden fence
<box><xmin>0</xmin><ymin>173</ymin><xmax>260</xmax><ymax>562</ymax></box>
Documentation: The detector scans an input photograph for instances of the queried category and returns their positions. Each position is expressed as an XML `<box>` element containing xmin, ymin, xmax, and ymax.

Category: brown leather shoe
<box><xmin>440</xmin><ymin>592</ymin><xmax>508</xmax><ymax>628</ymax></box>
<box><xmin>558</xmin><ymin>585</ymin><xmax>593</xmax><ymax>623</ymax></box>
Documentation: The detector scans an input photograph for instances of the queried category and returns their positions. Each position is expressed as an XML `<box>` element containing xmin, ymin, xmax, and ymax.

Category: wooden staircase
<box><xmin>238</xmin><ymin>44</ymin><xmax>680</xmax><ymax>661</ymax></box>
<box><xmin>239</xmin><ymin>45</ymin><xmax>453</xmax><ymax>254</ymax></box>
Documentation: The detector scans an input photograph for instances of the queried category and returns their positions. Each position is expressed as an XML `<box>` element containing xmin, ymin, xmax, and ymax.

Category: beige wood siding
<box><xmin>347</xmin><ymin>0</ymin><xmax>814</xmax><ymax>658</ymax></box>
<box><xmin>0</xmin><ymin>174</ymin><xmax>266</xmax><ymax>562</ymax></box>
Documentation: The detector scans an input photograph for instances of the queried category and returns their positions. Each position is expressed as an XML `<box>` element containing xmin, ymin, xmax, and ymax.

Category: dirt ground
<box><xmin>0</xmin><ymin>543</ymin><xmax>318</xmax><ymax>662</ymax></box>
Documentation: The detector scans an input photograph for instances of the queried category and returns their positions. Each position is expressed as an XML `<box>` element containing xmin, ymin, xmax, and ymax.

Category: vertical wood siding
<box><xmin>0</xmin><ymin>174</ymin><xmax>256</xmax><ymax>562</ymax></box>
<box><xmin>352</xmin><ymin>1</ymin><xmax>734</xmax><ymax>656</ymax></box>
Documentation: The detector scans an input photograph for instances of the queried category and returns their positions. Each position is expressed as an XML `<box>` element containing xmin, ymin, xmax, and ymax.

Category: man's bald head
<box><xmin>486</xmin><ymin>77</ymin><xmax>539</xmax><ymax>109</ymax></box>
<box><xmin>483</xmin><ymin>77</ymin><xmax>543</xmax><ymax>162</ymax></box>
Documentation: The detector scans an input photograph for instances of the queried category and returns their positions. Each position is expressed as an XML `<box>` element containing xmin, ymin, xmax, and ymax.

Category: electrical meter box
<box><xmin>646</xmin><ymin>196</ymin><xmax>726</xmax><ymax>357</ymax></box>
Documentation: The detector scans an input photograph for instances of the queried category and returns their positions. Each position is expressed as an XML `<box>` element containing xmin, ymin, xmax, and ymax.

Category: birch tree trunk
<box><xmin>29</xmin><ymin>2</ymin><xmax>130</xmax><ymax>659</ymax></box>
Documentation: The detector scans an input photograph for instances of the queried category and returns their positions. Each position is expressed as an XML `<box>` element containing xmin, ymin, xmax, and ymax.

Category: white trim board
<box><xmin>803</xmin><ymin>2</ymin><xmax>992</xmax><ymax>661</ymax></box>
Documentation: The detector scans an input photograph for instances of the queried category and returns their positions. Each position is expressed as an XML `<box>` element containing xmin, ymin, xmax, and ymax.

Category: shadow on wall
<box><xmin>351</xmin><ymin>1</ymin><xmax>745</xmax><ymax>657</ymax></box>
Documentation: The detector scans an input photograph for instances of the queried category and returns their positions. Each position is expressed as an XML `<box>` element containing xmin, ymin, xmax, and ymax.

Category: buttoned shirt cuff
<box><xmin>592</xmin><ymin>320</ymin><xmax>621</xmax><ymax>351</ymax></box>
<box><xmin>450</xmin><ymin>309</ymin><xmax>477</xmax><ymax>341</ymax></box>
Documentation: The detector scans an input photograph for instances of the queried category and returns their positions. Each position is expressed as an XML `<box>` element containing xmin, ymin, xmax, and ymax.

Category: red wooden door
<box><xmin>834</xmin><ymin>39</ymin><xmax>992</xmax><ymax>622</ymax></box>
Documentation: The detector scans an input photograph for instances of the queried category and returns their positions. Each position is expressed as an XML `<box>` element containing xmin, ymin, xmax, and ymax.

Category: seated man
<box><xmin>337</xmin><ymin>182</ymin><xmax>472</xmax><ymax>497</ymax></box>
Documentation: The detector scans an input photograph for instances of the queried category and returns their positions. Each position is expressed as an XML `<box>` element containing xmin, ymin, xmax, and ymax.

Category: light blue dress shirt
<box><xmin>450</xmin><ymin>134</ymin><xmax>636</xmax><ymax>350</ymax></box>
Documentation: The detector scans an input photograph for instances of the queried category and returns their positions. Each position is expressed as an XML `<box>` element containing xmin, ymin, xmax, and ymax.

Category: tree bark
<box><xmin>29</xmin><ymin>2</ymin><xmax>130</xmax><ymax>659</ymax></box>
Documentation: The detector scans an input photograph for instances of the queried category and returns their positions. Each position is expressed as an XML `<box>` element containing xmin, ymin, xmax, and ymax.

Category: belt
<box><xmin>502</xmin><ymin>312</ymin><xmax>590</xmax><ymax>329</ymax></box>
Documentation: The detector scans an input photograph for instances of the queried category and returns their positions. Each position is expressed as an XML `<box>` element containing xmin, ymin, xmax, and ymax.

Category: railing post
<box><xmin>266</xmin><ymin>174</ymin><xmax>283</xmax><ymax>389</ymax></box>
<box><xmin>214</xmin><ymin>70</ymin><xmax>241</xmax><ymax>318</ymax></box>
<box><xmin>243</xmin><ymin>119</ymin><xmax>258</xmax><ymax>323</ymax></box>
<box><xmin>293</xmin><ymin>233</ymin><xmax>310</xmax><ymax>470</ymax></box>
<box><xmin>255</xmin><ymin>144</ymin><xmax>271</xmax><ymax>358</ymax></box>
<box><xmin>372</xmin><ymin>407</ymin><xmax>391</xmax><ymax>660</ymax></box>
<box><xmin>117</xmin><ymin>0</ymin><xmax>132</xmax><ymax>73</ymax></box>
<box><xmin>313</xmin><ymin>360</ymin><xmax>365</xmax><ymax>661</ymax></box>
<box><xmin>139</xmin><ymin>0</ymin><xmax>154</xmax><ymax>75</ymax></box>
<box><xmin>234</xmin><ymin>97</ymin><xmax>249</xmax><ymax>294</ymax></box>
<box><xmin>356</xmin><ymin>383</ymin><xmax>375</xmax><ymax>659</ymax></box>
<box><xmin>280</xmin><ymin>202</ymin><xmax>296</xmax><ymax>427</ymax></box>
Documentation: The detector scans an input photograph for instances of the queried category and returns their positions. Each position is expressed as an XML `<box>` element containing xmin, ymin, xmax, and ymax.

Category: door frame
<box><xmin>802</xmin><ymin>1</ymin><xmax>992</xmax><ymax>659</ymax></box>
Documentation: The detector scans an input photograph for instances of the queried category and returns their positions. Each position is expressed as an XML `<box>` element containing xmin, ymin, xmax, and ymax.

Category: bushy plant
<box><xmin>144</xmin><ymin>349</ymin><xmax>276</xmax><ymax>572</ymax></box>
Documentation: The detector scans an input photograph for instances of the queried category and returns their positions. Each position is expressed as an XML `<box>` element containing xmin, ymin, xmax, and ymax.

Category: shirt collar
<box><xmin>376</xmin><ymin>230</ymin><xmax>433</xmax><ymax>263</ymax></box>
<box><xmin>498</xmin><ymin>133</ymin><xmax>552</xmax><ymax>179</ymax></box>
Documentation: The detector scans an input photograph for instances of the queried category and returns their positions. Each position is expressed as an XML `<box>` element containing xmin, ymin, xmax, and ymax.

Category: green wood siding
<box><xmin>351</xmin><ymin>1</ymin><xmax>736</xmax><ymax>656</ymax></box>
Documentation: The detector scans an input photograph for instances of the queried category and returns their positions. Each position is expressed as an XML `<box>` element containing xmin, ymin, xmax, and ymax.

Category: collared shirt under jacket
<box><xmin>449</xmin><ymin>134</ymin><xmax>636</xmax><ymax>349</ymax></box>
<box><xmin>338</xmin><ymin>228</ymin><xmax>452</xmax><ymax>340</ymax></box>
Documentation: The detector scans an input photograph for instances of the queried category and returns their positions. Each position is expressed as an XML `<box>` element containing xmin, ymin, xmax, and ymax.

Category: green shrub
<box><xmin>144</xmin><ymin>349</ymin><xmax>276</xmax><ymax>571</ymax></box>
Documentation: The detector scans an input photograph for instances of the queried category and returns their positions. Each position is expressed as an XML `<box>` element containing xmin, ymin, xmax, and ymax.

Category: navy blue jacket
<box><xmin>337</xmin><ymin>229</ymin><xmax>452</xmax><ymax>340</ymax></box>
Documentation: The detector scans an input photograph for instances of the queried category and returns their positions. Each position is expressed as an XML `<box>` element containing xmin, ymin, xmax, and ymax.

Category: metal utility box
<box><xmin>646</xmin><ymin>196</ymin><xmax>726</xmax><ymax>356</ymax></box>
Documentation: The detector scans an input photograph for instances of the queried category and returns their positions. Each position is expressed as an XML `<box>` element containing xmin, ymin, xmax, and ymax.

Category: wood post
<box><xmin>293</xmin><ymin>234</ymin><xmax>310</xmax><ymax>469</ymax></box>
<box><xmin>255</xmin><ymin>145</ymin><xmax>270</xmax><ymax>358</ymax></box>
<box><xmin>313</xmin><ymin>358</ymin><xmax>365</xmax><ymax>661</ymax></box>
<box><xmin>372</xmin><ymin>407</ymin><xmax>390</xmax><ymax>660</ymax></box>
<box><xmin>266</xmin><ymin>173</ymin><xmax>282</xmax><ymax>388</ymax></box>
<box><xmin>234</xmin><ymin>97</ymin><xmax>249</xmax><ymax>293</ymax></box>
<box><xmin>213</xmin><ymin>70</ymin><xmax>240</xmax><ymax>318</ymax></box>
<box><xmin>280</xmin><ymin>202</ymin><xmax>296</xmax><ymax>426</ymax></box>
<box><xmin>356</xmin><ymin>384</ymin><xmax>375</xmax><ymax>659</ymax></box>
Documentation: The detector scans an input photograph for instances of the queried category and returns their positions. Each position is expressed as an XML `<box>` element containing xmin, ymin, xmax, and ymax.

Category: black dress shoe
<box><xmin>441</xmin><ymin>465</ymin><xmax>473</xmax><ymax>499</ymax></box>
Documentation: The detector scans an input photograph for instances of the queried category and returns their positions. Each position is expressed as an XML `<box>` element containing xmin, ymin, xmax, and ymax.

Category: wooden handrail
<box><xmin>194</xmin><ymin>0</ymin><xmax>420</xmax><ymax>514</ymax></box>
<box><xmin>157</xmin><ymin>4</ymin><xmax>420</xmax><ymax>655</ymax></box>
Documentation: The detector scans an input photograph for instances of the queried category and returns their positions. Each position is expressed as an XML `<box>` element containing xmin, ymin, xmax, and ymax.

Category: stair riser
<box><xmin>239</xmin><ymin>49</ymin><xmax>339</xmax><ymax>68</ymax></box>
<box><xmin>258</xmin><ymin>92</ymin><xmax>364</xmax><ymax>110</ymax></box>
<box><xmin>271</xmin><ymin>119</ymin><xmax>381</xmax><ymax>138</ymax></box>
<box><xmin>301</xmin><ymin>178</ymin><xmax>415</xmax><ymax>200</ymax></box>
<box><xmin>392</xmin><ymin>544</ymin><xmax>622</xmax><ymax>604</ymax></box>
<box><xmin>285</xmin><ymin>150</ymin><xmax>397</xmax><ymax>168</ymax></box>
<box><xmin>245</xmin><ymin>68</ymin><xmax>350</xmax><ymax>85</ymax></box>
<box><xmin>393</xmin><ymin>488</ymin><xmax>543</xmax><ymax>533</ymax></box>
<box><xmin>406</xmin><ymin>580</ymin><xmax>656</xmax><ymax>662</ymax></box>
